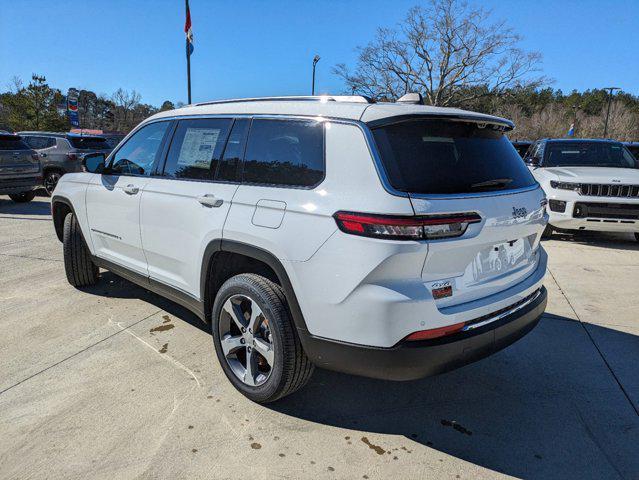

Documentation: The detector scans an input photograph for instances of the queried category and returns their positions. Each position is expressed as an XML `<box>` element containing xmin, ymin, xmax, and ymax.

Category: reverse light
<box><xmin>405</xmin><ymin>321</ymin><xmax>466</xmax><ymax>341</ymax></box>
<box><xmin>333</xmin><ymin>211</ymin><xmax>481</xmax><ymax>240</ymax></box>
<box><xmin>550</xmin><ymin>180</ymin><xmax>580</xmax><ymax>191</ymax></box>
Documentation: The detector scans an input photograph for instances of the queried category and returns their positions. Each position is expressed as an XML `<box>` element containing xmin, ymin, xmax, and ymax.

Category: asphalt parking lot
<box><xmin>1</xmin><ymin>195</ymin><xmax>638</xmax><ymax>480</ymax></box>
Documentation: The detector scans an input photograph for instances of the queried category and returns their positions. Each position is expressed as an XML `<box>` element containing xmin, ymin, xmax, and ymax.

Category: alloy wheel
<box><xmin>218</xmin><ymin>294</ymin><xmax>275</xmax><ymax>386</ymax></box>
<box><xmin>44</xmin><ymin>172</ymin><xmax>61</xmax><ymax>196</ymax></box>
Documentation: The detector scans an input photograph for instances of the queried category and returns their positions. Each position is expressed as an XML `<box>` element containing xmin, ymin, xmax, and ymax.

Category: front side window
<box><xmin>163</xmin><ymin>118</ymin><xmax>232</xmax><ymax>180</ymax></box>
<box><xmin>242</xmin><ymin>119</ymin><xmax>324</xmax><ymax>187</ymax></box>
<box><xmin>108</xmin><ymin>122</ymin><xmax>170</xmax><ymax>176</ymax></box>
<box><xmin>372</xmin><ymin>119</ymin><xmax>536</xmax><ymax>194</ymax></box>
<box><xmin>543</xmin><ymin>141</ymin><xmax>638</xmax><ymax>169</ymax></box>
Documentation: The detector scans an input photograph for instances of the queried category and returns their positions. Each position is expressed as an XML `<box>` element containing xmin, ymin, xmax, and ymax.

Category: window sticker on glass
<box><xmin>178</xmin><ymin>128</ymin><xmax>221</xmax><ymax>167</ymax></box>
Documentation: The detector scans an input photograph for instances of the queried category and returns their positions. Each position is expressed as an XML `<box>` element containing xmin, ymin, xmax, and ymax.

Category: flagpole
<box><xmin>185</xmin><ymin>0</ymin><xmax>192</xmax><ymax>104</ymax></box>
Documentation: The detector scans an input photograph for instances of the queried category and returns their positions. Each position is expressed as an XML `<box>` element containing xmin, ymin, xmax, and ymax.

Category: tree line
<box><xmin>0</xmin><ymin>74</ymin><xmax>177</xmax><ymax>134</ymax></box>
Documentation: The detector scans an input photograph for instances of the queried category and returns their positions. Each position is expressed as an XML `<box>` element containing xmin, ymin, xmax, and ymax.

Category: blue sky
<box><xmin>1</xmin><ymin>0</ymin><xmax>638</xmax><ymax>106</ymax></box>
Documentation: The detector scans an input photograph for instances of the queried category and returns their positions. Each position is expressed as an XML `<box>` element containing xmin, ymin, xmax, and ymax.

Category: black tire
<box><xmin>8</xmin><ymin>191</ymin><xmax>36</xmax><ymax>203</ymax></box>
<box><xmin>541</xmin><ymin>224</ymin><xmax>553</xmax><ymax>239</ymax></box>
<box><xmin>635</xmin><ymin>233</ymin><xmax>639</xmax><ymax>243</ymax></box>
<box><xmin>44</xmin><ymin>170</ymin><xmax>62</xmax><ymax>196</ymax></box>
<box><xmin>212</xmin><ymin>273</ymin><xmax>314</xmax><ymax>403</ymax></box>
<box><xmin>63</xmin><ymin>212</ymin><xmax>99</xmax><ymax>287</ymax></box>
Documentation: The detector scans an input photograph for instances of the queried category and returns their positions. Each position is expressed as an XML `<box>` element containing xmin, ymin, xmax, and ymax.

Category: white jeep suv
<box><xmin>51</xmin><ymin>96</ymin><xmax>548</xmax><ymax>403</ymax></box>
<box><xmin>526</xmin><ymin>138</ymin><xmax>639</xmax><ymax>240</ymax></box>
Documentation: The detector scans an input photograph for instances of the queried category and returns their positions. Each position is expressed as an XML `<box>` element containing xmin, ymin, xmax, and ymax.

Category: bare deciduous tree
<box><xmin>334</xmin><ymin>0</ymin><xmax>547</xmax><ymax>105</ymax></box>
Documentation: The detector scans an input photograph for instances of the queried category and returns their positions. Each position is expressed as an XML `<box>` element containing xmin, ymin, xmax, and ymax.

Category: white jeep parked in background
<box><xmin>51</xmin><ymin>96</ymin><xmax>548</xmax><ymax>403</ymax></box>
<box><xmin>526</xmin><ymin>138</ymin><xmax>639</xmax><ymax>241</ymax></box>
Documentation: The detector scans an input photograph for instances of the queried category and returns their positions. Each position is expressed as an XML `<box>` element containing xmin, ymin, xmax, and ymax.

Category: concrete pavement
<box><xmin>1</xmin><ymin>195</ymin><xmax>638</xmax><ymax>479</ymax></box>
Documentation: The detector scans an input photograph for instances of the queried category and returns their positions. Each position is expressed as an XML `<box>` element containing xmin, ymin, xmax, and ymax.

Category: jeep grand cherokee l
<box><xmin>51</xmin><ymin>96</ymin><xmax>548</xmax><ymax>402</ymax></box>
<box><xmin>526</xmin><ymin>138</ymin><xmax>639</xmax><ymax>240</ymax></box>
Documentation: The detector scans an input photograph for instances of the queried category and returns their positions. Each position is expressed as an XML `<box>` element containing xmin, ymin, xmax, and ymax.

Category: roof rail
<box><xmin>194</xmin><ymin>95</ymin><xmax>374</xmax><ymax>107</ymax></box>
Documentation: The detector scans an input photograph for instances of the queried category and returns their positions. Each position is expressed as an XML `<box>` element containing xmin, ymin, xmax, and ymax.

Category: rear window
<box><xmin>0</xmin><ymin>135</ymin><xmax>30</xmax><ymax>151</ymax></box>
<box><xmin>68</xmin><ymin>136</ymin><xmax>109</xmax><ymax>150</ymax></box>
<box><xmin>372</xmin><ymin>120</ymin><xmax>536</xmax><ymax>194</ymax></box>
<box><xmin>544</xmin><ymin>141</ymin><xmax>638</xmax><ymax>169</ymax></box>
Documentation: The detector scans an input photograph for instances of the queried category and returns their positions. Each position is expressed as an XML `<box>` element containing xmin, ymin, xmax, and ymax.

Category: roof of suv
<box><xmin>542</xmin><ymin>138</ymin><xmax>622</xmax><ymax>144</ymax></box>
<box><xmin>147</xmin><ymin>96</ymin><xmax>514</xmax><ymax>130</ymax></box>
<box><xmin>17</xmin><ymin>131</ymin><xmax>104</xmax><ymax>139</ymax></box>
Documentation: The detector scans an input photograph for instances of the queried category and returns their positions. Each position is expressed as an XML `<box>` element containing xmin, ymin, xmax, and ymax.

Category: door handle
<box><xmin>123</xmin><ymin>184</ymin><xmax>139</xmax><ymax>195</ymax></box>
<box><xmin>197</xmin><ymin>194</ymin><xmax>223</xmax><ymax>207</ymax></box>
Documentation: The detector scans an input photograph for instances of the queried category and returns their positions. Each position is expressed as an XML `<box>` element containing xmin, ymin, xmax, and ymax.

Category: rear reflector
<box><xmin>405</xmin><ymin>321</ymin><xmax>466</xmax><ymax>341</ymax></box>
<box><xmin>333</xmin><ymin>211</ymin><xmax>481</xmax><ymax>240</ymax></box>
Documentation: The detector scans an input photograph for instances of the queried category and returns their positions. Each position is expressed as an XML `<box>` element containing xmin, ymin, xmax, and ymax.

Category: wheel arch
<box><xmin>201</xmin><ymin>240</ymin><xmax>310</xmax><ymax>336</ymax></box>
<box><xmin>51</xmin><ymin>195</ymin><xmax>75</xmax><ymax>242</ymax></box>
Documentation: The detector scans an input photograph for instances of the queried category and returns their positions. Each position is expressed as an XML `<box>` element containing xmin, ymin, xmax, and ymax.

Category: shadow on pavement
<box><xmin>79</xmin><ymin>262</ymin><xmax>639</xmax><ymax>479</ymax></box>
<box><xmin>0</xmin><ymin>198</ymin><xmax>52</xmax><ymax>216</ymax></box>
<box><xmin>268</xmin><ymin>315</ymin><xmax>639</xmax><ymax>479</ymax></box>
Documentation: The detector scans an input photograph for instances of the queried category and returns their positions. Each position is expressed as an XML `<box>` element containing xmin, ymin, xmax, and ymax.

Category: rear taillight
<box><xmin>405</xmin><ymin>321</ymin><xmax>466</xmax><ymax>341</ymax></box>
<box><xmin>67</xmin><ymin>153</ymin><xmax>78</xmax><ymax>161</ymax></box>
<box><xmin>333</xmin><ymin>211</ymin><xmax>481</xmax><ymax>240</ymax></box>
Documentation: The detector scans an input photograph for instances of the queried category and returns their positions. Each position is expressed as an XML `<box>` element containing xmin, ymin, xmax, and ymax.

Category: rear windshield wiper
<box><xmin>470</xmin><ymin>178</ymin><xmax>513</xmax><ymax>190</ymax></box>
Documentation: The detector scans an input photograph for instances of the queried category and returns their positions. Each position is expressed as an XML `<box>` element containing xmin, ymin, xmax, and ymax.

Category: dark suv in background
<box><xmin>18</xmin><ymin>132</ymin><xmax>112</xmax><ymax>195</ymax></box>
<box><xmin>0</xmin><ymin>133</ymin><xmax>41</xmax><ymax>202</ymax></box>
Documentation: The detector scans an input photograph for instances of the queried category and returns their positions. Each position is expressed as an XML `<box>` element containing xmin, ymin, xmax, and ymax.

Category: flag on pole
<box><xmin>185</xmin><ymin>0</ymin><xmax>194</xmax><ymax>55</ymax></box>
<box><xmin>567</xmin><ymin>123</ymin><xmax>575</xmax><ymax>137</ymax></box>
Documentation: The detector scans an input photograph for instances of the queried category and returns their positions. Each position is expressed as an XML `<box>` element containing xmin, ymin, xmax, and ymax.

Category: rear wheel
<box><xmin>63</xmin><ymin>212</ymin><xmax>99</xmax><ymax>287</ymax></box>
<box><xmin>44</xmin><ymin>170</ymin><xmax>62</xmax><ymax>196</ymax></box>
<box><xmin>211</xmin><ymin>273</ymin><xmax>314</xmax><ymax>403</ymax></box>
<box><xmin>8</xmin><ymin>191</ymin><xmax>36</xmax><ymax>203</ymax></box>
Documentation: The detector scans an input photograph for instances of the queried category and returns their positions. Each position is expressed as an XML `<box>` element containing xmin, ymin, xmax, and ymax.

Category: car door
<box><xmin>140</xmin><ymin>117</ymin><xmax>245</xmax><ymax>297</ymax></box>
<box><xmin>85</xmin><ymin>121</ymin><xmax>171</xmax><ymax>275</ymax></box>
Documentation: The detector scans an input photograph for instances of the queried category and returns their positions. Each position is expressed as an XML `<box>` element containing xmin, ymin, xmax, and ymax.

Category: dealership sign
<box><xmin>67</xmin><ymin>88</ymin><xmax>80</xmax><ymax>127</ymax></box>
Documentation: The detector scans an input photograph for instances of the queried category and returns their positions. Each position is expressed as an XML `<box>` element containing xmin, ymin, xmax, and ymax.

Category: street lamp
<box><xmin>312</xmin><ymin>55</ymin><xmax>321</xmax><ymax>95</ymax></box>
<box><xmin>603</xmin><ymin>86</ymin><xmax>620</xmax><ymax>138</ymax></box>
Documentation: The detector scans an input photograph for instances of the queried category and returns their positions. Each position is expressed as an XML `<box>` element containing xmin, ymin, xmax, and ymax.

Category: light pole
<box><xmin>603</xmin><ymin>86</ymin><xmax>620</xmax><ymax>138</ymax></box>
<box><xmin>312</xmin><ymin>55</ymin><xmax>321</xmax><ymax>95</ymax></box>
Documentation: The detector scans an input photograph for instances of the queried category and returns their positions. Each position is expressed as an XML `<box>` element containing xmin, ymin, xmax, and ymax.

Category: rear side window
<box><xmin>372</xmin><ymin>120</ymin><xmax>536</xmax><ymax>194</ymax></box>
<box><xmin>216</xmin><ymin>119</ymin><xmax>249</xmax><ymax>182</ymax></box>
<box><xmin>242</xmin><ymin>119</ymin><xmax>324</xmax><ymax>187</ymax></box>
<box><xmin>68</xmin><ymin>137</ymin><xmax>109</xmax><ymax>150</ymax></box>
<box><xmin>0</xmin><ymin>136</ymin><xmax>29</xmax><ymax>150</ymax></box>
<box><xmin>163</xmin><ymin>118</ymin><xmax>232</xmax><ymax>180</ymax></box>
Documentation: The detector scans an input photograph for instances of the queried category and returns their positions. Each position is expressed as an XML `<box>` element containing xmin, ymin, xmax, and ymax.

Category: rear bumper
<box><xmin>0</xmin><ymin>175</ymin><xmax>41</xmax><ymax>194</ymax></box>
<box><xmin>301</xmin><ymin>286</ymin><xmax>547</xmax><ymax>381</ymax></box>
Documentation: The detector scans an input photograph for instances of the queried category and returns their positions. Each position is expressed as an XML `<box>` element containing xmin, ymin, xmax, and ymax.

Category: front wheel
<box><xmin>63</xmin><ymin>212</ymin><xmax>99</xmax><ymax>287</ymax></box>
<box><xmin>44</xmin><ymin>171</ymin><xmax>62</xmax><ymax>196</ymax></box>
<box><xmin>8</xmin><ymin>191</ymin><xmax>36</xmax><ymax>203</ymax></box>
<box><xmin>211</xmin><ymin>273</ymin><xmax>314</xmax><ymax>403</ymax></box>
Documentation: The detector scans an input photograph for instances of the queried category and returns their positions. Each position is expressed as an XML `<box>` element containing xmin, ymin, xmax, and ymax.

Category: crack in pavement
<box><xmin>0</xmin><ymin>252</ymin><xmax>62</xmax><ymax>263</ymax></box>
<box><xmin>547</xmin><ymin>267</ymin><xmax>639</xmax><ymax>418</ymax></box>
<box><xmin>0</xmin><ymin>310</ymin><xmax>161</xmax><ymax>396</ymax></box>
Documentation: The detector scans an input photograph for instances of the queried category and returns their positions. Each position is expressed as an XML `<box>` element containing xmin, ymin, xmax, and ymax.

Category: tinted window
<box><xmin>24</xmin><ymin>136</ymin><xmax>49</xmax><ymax>149</ymax></box>
<box><xmin>543</xmin><ymin>141</ymin><xmax>638</xmax><ymax>169</ymax></box>
<box><xmin>216</xmin><ymin>119</ymin><xmax>249</xmax><ymax>182</ymax></box>
<box><xmin>68</xmin><ymin>136</ymin><xmax>109</xmax><ymax>150</ymax></box>
<box><xmin>0</xmin><ymin>135</ymin><xmax>29</xmax><ymax>150</ymax></box>
<box><xmin>163</xmin><ymin>118</ymin><xmax>231</xmax><ymax>180</ymax></box>
<box><xmin>242</xmin><ymin>119</ymin><xmax>324</xmax><ymax>187</ymax></box>
<box><xmin>108</xmin><ymin>122</ymin><xmax>170</xmax><ymax>176</ymax></box>
<box><xmin>372</xmin><ymin>120</ymin><xmax>536</xmax><ymax>194</ymax></box>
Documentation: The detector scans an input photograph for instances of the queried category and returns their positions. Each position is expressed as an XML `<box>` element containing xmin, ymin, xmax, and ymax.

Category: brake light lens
<box><xmin>405</xmin><ymin>321</ymin><xmax>466</xmax><ymax>341</ymax></box>
<box><xmin>333</xmin><ymin>211</ymin><xmax>481</xmax><ymax>240</ymax></box>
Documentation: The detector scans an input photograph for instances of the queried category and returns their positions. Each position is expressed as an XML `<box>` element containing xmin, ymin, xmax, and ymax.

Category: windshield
<box><xmin>543</xmin><ymin>142</ymin><xmax>638</xmax><ymax>169</ymax></box>
<box><xmin>68</xmin><ymin>136</ymin><xmax>109</xmax><ymax>150</ymax></box>
<box><xmin>372</xmin><ymin>119</ymin><xmax>536</xmax><ymax>194</ymax></box>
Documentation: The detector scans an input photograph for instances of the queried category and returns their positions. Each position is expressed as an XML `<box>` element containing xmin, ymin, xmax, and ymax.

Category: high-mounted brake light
<box><xmin>333</xmin><ymin>211</ymin><xmax>481</xmax><ymax>240</ymax></box>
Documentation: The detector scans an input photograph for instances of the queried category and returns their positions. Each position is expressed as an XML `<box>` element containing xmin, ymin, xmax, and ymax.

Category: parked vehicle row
<box><xmin>51</xmin><ymin>95</ymin><xmax>548</xmax><ymax>402</ymax></box>
<box><xmin>18</xmin><ymin>132</ymin><xmax>112</xmax><ymax>195</ymax></box>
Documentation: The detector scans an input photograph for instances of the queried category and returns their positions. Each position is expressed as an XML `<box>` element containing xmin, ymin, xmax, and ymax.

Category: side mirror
<box><xmin>84</xmin><ymin>153</ymin><xmax>106</xmax><ymax>173</ymax></box>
